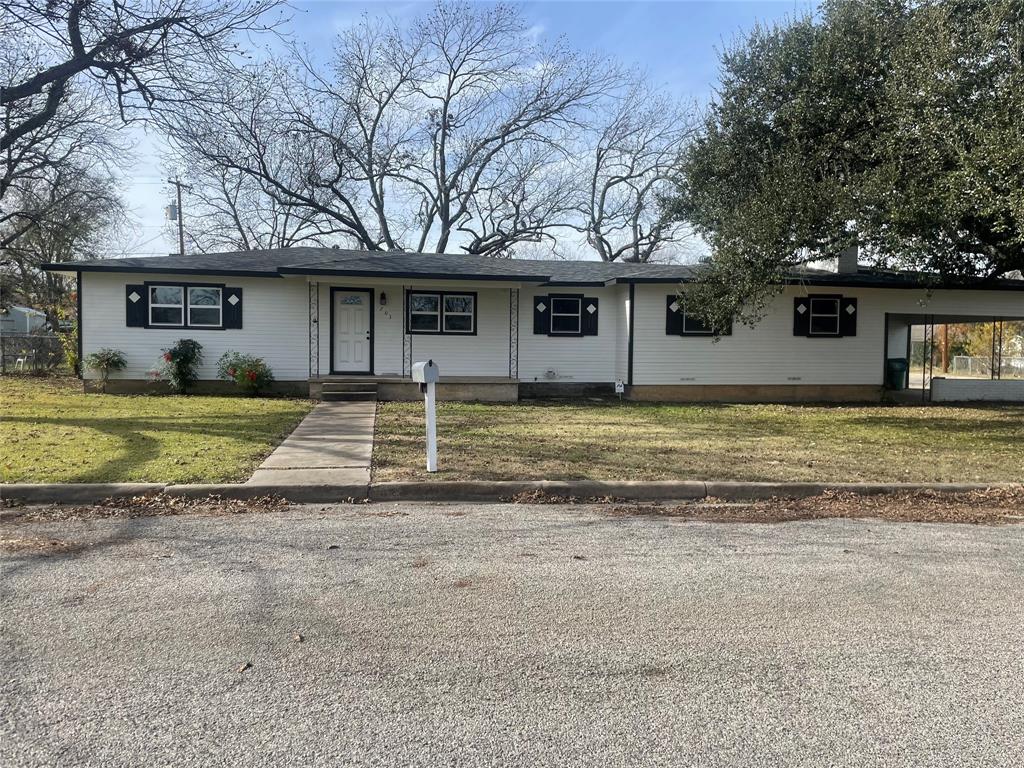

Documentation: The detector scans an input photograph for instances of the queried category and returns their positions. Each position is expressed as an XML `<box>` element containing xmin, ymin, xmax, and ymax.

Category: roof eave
<box><xmin>40</xmin><ymin>263</ymin><xmax>282</xmax><ymax>278</ymax></box>
<box><xmin>277</xmin><ymin>266</ymin><xmax>554</xmax><ymax>282</ymax></box>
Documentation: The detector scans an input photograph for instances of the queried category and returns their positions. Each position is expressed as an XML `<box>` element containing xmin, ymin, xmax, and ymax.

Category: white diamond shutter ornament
<box><xmin>796</xmin><ymin>302</ymin><xmax>807</xmax><ymax>314</ymax></box>
<box><xmin>586</xmin><ymin>303</ymin><xmax>597</xmax><ymax>314</ymax></box>
<box><xmin>228</xmin><ymin>294</ymin><xmax>240</xmax><ymax>306</ymax></box>
<box><xmin>669</xmin><ymin>301</ymin><xmax>680</xmax><ymax>313</ymax></box>
<box><xmin>128</xmin><ymin>291</ymin><xmax>141</xmax><ymax>303</ymax></box>
<box><xmin>845</xmin><ymin>303</ymin><xmax>856</xmax><ymax>314</ymax></box>
<box><xmin>536</xmin><ymin>302</ymin><xmax>547</xmax><ymax>313</ymax></box>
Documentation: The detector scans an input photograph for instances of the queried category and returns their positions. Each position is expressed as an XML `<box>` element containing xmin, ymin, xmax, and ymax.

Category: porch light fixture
<box><xmin>379</xmin><ymin>292</ymin><xmax>387</xmax><ymax>306</ymax></box>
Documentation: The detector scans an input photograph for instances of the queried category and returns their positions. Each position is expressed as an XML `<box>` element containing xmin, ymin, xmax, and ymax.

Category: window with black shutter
<box><xmin>125</xmin><ymin>281</ymin><xmax>237</xmax><ymax>329</ymax></box>
<box><xmin>794</xmin><ymin>294</ymin><xmax>857</xmax><ymax>337</ymax></box>
<box><xmin>666</xmin><ymin>295</ymin><xmax>731</xmax><ymax>336</ymax></box>
<box><xmin>533</xmin><ymin>293</ymin><xmax>598</xmax><ymax>337</ymax></box>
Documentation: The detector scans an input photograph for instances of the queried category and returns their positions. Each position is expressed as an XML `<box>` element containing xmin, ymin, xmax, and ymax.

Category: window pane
<box><xmin>551</xmin><ymin>314</ymin><xmax>580</xmax><ymax>333</ymax></box>
<box><xmin>189</xmin><ymin>307</ymin><xmax>220</xmax><ymax>326</ymax></box>
<box><xmin>444</xmin><ymin>295</ymin><xmax>474</xmax><ymax>313</ymax></box>
<box><xmin>151</xmin><ymin>306</ymin><xmax>183</xmax><ymax>325</ymax></box>
<box><xmin>409</xmin><ymin>294</ymin><xmax>439</xmax><ymax>312</ymax></box>
<box><xmin>410</xmin><ymin>313</ymin><xmax>439</xmax><ymax>331</ymax></box>
<box><xmin>188</xmin><ymin>287</ymin><xmax>221</xmax><ymax>307</ymax></box>
<box><xmin>551</xmin><ymin>298</ymin><xmax>580</xmax><ymax>315</ymax></box>
<box><xmin>150</xmin><ymin>286</ymin><xmax>183</xmax><ymax>305</ymax></box>
<box><xmin>444</xmin><ymin>314</ymin><xmax>473</xmax><ymax>332</ymax></box>
<box><xmin>810</xmin><ymin>298</ymin><xmax>839</xmax><ymax>315</ymax></box>
<box><xmin>810</xmin><ymin>315</ymin><xmax>839</xmax><ymax>335</ymax></box>
<box><xmin>683</xmin><ymin>311</ymin><xmax>713</xmax><ymax>334</ymax></box>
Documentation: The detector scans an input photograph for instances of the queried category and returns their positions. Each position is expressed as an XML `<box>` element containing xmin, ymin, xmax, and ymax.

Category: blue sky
<box><xmin>122</xmin><ymin>0</ymin><xmax>813</xmax><ymax>257</ymax></box>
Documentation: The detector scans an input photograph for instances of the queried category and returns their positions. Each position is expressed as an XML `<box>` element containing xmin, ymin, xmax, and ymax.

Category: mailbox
<box><xmin>411</xmin><ymin>359</ymin><xmax>439</xmax><ymax>384</ymax></box>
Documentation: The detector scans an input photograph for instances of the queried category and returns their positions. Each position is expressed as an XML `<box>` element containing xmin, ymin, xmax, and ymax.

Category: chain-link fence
<box><xmin>0</xmin><ymin>333</ymin><xmax>65</xmax><ymax>374</ymax></box>
<box><xmin>948</xmin><ymin>355</ymin><xmax>1024</xmax><ymax>379</ymax></box>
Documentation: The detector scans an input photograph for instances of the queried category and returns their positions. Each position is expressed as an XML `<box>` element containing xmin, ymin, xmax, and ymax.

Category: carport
<box><xmin>884</xmin><ymin>313</ymin><xmax>1024</xmax><ymax>402</ymax></box>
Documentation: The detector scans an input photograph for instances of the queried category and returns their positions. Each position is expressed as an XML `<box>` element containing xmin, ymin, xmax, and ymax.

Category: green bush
<box><xmin>217</xmin><ymin>350</ymin><xmax>275</xmax><ymax>396</ymax></box>
<box><xmin>154</xmin><ymin>339</ymin><xmax>203</xmax><ymax>394</ymax></box>
<box><xmin>84</xmin><ymin>348</ymin><xmax>127</xmax><ymax>393</ymax></box>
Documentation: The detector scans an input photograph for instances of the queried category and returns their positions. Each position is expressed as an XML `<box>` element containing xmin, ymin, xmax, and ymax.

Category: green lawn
<box><xmin>373</xmin><ymin>400</ymin><xmax>1024</xmax><ymax>483</ymax></box>
<box><xmin>1</xmin><ymin>377</ymin><xmax>313</xmax><ymax>483</ymax></box>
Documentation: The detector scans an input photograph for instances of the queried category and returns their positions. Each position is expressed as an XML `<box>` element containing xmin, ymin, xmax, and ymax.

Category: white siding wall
<box><xmin>632</xmin><ymin>284</ymin><xmax>1024</xmax><ymax>386</ymax></box>
<box><xmin>81</xmin><ymin>272</ymin><xmax>310</xmax><ymax>380</ymax></box>
<box><xmin>82</xmin><ymin>269</ymin><xmax>1023</xmax><ymax>387</ymax></box>
<box><xmin>517</xmin><ymin>285</ymin><xmax>623</xmax><ymax>383</ymax></box>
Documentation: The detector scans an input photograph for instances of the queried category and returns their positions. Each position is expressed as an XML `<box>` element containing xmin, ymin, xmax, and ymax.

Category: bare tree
<box><xmin>2</xmin><ymin>36</ymin><xmax>125</xmax><ymax>253</ymax></box>
<box><xmin>167</xmin><ymin>1</ymin><xmax>622</xmax><ymax>255</ymax></box>
<box><xmin>0</xmin><ymin>0</ymin><xmax>285</xmax><ymax>152</ymax></box>
<box><xmin>165</xmin><ymin>157</ymin><xmax>351</xmax><ymax>253</ymax></box>
<box><xmin>572</xmin><ymin>78</ymin><xmax>695</xmax><ymax>262</ymax></box>
<box><xmin>1</xmin><ymin>169</ymin><xmax>125</xmax><ymax>319</ymax></box>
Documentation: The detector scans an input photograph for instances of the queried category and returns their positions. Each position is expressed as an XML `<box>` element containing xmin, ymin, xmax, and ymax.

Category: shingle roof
<box><xmin>42</xmin><ymin>248</ymin><xmax>1024</xmax><ymax>291</ymax></box>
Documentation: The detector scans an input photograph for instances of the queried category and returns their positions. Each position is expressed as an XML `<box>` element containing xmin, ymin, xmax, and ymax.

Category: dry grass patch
<box><xmin>373</xmin><ymin>400</ymin><xmax>1024</xmax><ymax>483</ymax></box>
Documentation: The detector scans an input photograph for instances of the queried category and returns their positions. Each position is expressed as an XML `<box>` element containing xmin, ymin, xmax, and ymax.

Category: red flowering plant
<box><xmin>155</xmin><ymin>339</ymin><xmax>203</xmax><ymax>394</ymax></box>
<box><xmin>217</xmin><ymin>351</ymin><xmax>274</xmax><ymax>395</ymax></box>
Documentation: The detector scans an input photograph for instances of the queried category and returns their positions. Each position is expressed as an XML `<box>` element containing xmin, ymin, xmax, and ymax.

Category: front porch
<box><xmin>308</xmin><ymin>375</ymin><xmax>520</xmax><ymax>402</ymax></box>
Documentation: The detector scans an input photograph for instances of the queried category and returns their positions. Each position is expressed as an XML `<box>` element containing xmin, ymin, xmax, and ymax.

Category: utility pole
<box><xmin>167</xmin><ymin>177</ymin><xmax>190</xmax><ymax>256</ymax></box>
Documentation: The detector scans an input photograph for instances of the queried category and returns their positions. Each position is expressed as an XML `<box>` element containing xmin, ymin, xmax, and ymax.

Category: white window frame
<box><xmin>187</xmin><ymin>286</ymin><xmax>223</xmax><ymax>328</ymax></box>
<box><xmin>549</xmin><ymin>296</ymin><xmax>582</xmax><ymax>335</ymax></box>
<box><xmin>408</xmin><ymin>292</ymin><xmax>441</xmax><ymax>333</ymax></box>
<box><xmin>808</xmin><ymin>297</ymin><xmax>841</xmax><ymax>336</ymax></box>
<box><xmin>149</xmin><ymin>285</ymin><xmax>184</xmax><ymax>327</ymax></box>
<box><xmin>442</xmin><ymin>294</ymin><xmax>475</xmax><ymax>334</ymax></box>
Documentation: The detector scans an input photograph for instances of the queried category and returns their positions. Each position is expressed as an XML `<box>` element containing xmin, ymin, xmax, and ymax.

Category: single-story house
<box><xmin>43</xmin><ymin>248</ymin><xmax>1024</xmax><ymax>402</ymax></box>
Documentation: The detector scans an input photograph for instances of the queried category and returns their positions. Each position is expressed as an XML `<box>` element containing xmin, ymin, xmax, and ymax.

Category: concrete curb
<box><xmin>1</xmin><ymin>483</ymin><xmax>166</xmax><ymax>504</ymax></box>
<box><xmin>370</xmin><ymin>480</ymin><xmax>708</xmax><ymax>502</ymax></box>
<box><xmin>371</xmin><ymin>480</ymin><xmax>1019</xmax><ymax>502</ymax></box>
<box><xmin>2</xmin><ymin>480</ymin><xmax>1018</xmax><ymax>505</ymax></box>
<box><xmin>164</xmin><ymin>483</ymin><xmax>369</xmax><ymax>504</ymax></box>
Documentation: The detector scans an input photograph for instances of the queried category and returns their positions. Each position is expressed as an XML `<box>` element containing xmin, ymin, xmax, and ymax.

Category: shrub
<box><xmin>217</xmin><ymin>351</ymin><xmax>275</xmax><ymax>395</ymax></box>
<box><xmin>84</xmin><ymin>348</ymin><xmax>127</xmax><ymax>393</ymax></box>
<box><xmin>155</xmin><ymin>339</ymin><xmax>203</xmax><ymax>394</ymax></box>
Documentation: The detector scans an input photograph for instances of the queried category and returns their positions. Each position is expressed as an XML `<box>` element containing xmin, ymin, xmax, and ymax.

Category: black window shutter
<box><xmin>666</xmin><ymin>295</ymin><xmax>684</xmax><ymax>335</ymax></box>
<box><xmin>126</xmin><ymin>284</ymin><xmax>147</xmax><ymax>327</ymax></box>
<box><xmin>223</xmin><ymin>287</ymin><xmax>243</xmax><ymax>329</ymax></box>
<box><xmin>793</xmin><ymin>297</ymin><xmax>811</xmax><ymax>336</ymax></box>
<box><xmin>581</xmin><ymin>297</ymin><xmax>599</xmax><ymax>336</ymax></box>
<box><xmin>839</xmin><ymin>297</ymin><xmax>857</xmax><ymax>337</ymax></box>
<box><xmin>533</xmin><ymin>295</ymin><xmax>549</xmax><ymax>335</ymax></box>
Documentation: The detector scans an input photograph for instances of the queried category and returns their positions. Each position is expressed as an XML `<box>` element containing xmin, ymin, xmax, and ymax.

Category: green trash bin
<box><xmin>885</xmin><ymin>358</ymin><xmax>909</xmax><ymax>390</ymax></box>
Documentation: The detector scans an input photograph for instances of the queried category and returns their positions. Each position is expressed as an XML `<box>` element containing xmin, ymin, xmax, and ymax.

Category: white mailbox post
<box><xmin>411</xmin><ymin>360</ymin><xmax>440</xmax><ymax>472</ymax></box>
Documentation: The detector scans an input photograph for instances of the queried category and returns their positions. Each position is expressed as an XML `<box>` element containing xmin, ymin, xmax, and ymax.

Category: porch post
<box><xmin>509</xmin><ymin>288</ymin><xmax>519</xmax><ymax>379</ymax></box>
<box><xmin>308</xmin><ymin>281</ymin><xmax>319</xmax><ymax>378</ymax></box>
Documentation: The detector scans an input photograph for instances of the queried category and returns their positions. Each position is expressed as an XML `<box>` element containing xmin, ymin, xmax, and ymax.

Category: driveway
<box><xmin>2</xmin><ymin>504</ymin><xmax>1022</xmax><ymax>767</ymax></box>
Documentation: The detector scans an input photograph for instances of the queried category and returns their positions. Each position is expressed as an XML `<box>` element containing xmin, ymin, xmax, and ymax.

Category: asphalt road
<box><xmin>2</xmin><ymin>503</ymin><xmax>1022</xmax><ymax>767</ymax></box>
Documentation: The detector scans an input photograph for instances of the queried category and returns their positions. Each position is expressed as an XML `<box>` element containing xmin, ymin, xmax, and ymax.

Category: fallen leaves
<box><xmin>3</xmin><ymin>493</ymin><xmax>289</xmax><ymax>523</ymax></box>
<box><xmin>606</xmin><ymin>487</ymin><xmax>1024</xmax><ymax>525</ymax></box>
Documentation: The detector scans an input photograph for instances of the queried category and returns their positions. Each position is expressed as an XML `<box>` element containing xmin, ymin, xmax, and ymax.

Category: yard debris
<box><xmin>237</xmin><ymin>662</ymin><xmax>253</xmax><ymax>673</ymax></box>
<box><xmin>605</xmin><ymin>487</ymin><xmax>1024</xmax><ymax>525</ymax></box>
<box><xmin>293</xmin><ymin>633</ymin><xmax>304</xmax><ymax>643</ymax></box>
<box><xmin>2</xmin><ymin>493</ymin><xmax>289</xmax><ymax>524</ymax></box>
<box><xmin>506</xmin><ymin>489</ymin><xmax>622</xmax><ymax>505</ymax></box>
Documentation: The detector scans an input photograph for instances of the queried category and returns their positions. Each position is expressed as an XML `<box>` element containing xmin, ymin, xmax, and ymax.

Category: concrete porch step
<box><xmin>322</xmin><ymin>381</ymin><xmax>378</xmax><ymax>391</ymax></box>
<box><xmin>322</xmin><ymin>390</ymin><xmax>378</xmax><ymax>402</ymax></box>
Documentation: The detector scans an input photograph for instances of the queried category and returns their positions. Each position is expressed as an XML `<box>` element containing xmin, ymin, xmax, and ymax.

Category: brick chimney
<box><xmin>837</xmin><ymin>244</ymin><xmax>859</xmax><ymax>274</ymax></box>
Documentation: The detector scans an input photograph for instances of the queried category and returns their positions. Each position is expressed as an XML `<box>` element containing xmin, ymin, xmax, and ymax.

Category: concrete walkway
<box><xmin>245</xmin><ymin>400</ymin><xmax>375</xmax><ymax>488</ymax></box>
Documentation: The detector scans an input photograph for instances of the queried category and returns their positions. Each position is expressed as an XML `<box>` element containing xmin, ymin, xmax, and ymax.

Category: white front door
<box><xmin>332</xmin><ymin>290</ymin><xmax>372</xmax><ymax>373</ymax></box>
